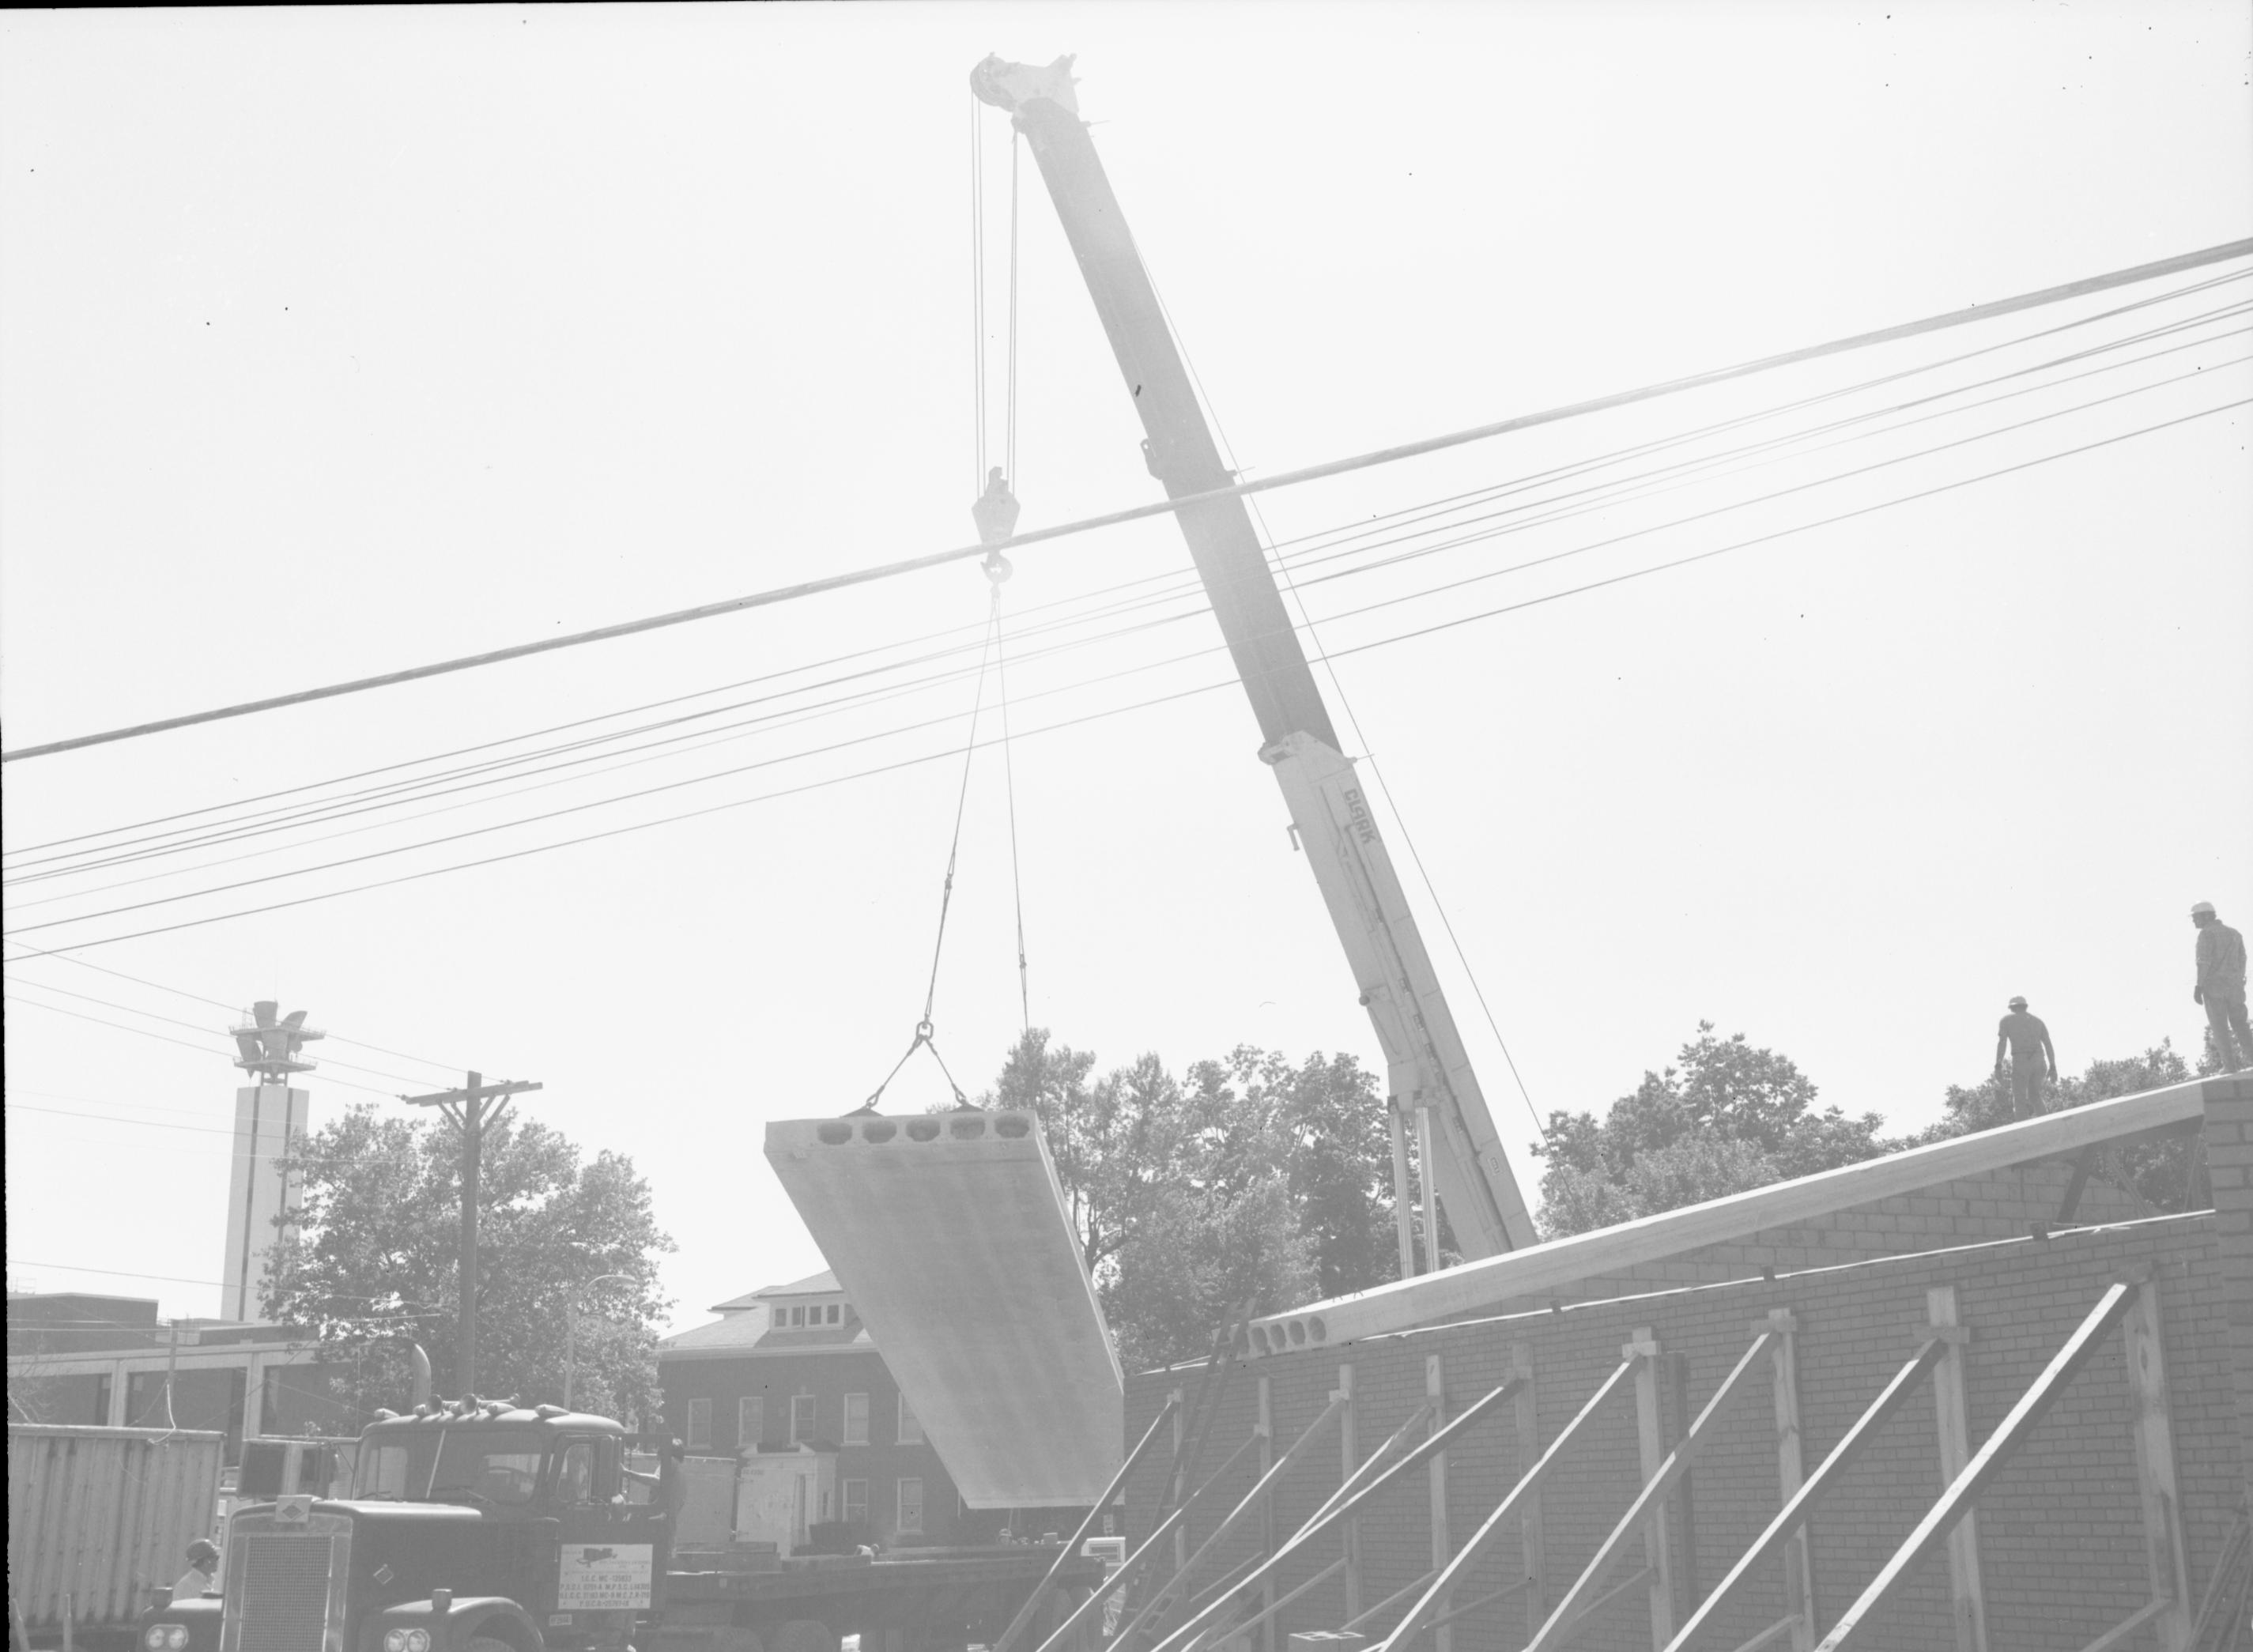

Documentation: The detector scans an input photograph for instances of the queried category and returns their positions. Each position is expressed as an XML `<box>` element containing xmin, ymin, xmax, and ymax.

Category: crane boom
<box><xmin>972</xmin><ymin>55</ymin><xmax>1538</xmax><ymax>1257</ymax></box>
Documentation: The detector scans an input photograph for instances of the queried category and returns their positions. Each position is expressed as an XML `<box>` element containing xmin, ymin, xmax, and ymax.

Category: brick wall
<box><xmin>2200</xmin><ymin>1073</ymin><xmax>2253</xmax><ymax>1504</ymax></box>
<box><xmin>1493</xmin><ymin>1156</ymin><xmax>2152</xmax><ymax>1318</ymax></box>
<box><xmin>1123</xmin><ymin>1215</ymin><xmax>2238</xmax><ymax>1651</ymax></box>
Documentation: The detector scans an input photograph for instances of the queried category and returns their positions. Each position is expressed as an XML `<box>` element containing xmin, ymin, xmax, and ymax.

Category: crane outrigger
<box><xmin>970</xmin><ymin>55</ymin><xmax>1539</xmax><ymax>1262</ymax></box>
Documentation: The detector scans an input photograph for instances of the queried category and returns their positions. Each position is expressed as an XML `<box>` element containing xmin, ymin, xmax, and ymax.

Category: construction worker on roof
<box><xmin>1994</xmin><ymin>995</ymin><xmax>2057</xmax><ymax>1121</ymax></box>
<box><xmin>2192</xmin><ymin>900</ymin><xmax>2249</xmax><ymax>1073</ymax></box>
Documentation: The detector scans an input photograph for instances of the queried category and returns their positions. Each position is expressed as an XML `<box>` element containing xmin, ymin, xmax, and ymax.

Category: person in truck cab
<box><xmin>172</xmin><ymin>1540</ymin><xmax>220</xmax><ymax>1601</ymax></box>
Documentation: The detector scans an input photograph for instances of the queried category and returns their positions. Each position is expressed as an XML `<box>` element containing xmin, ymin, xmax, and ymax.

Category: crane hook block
<box><xmin>972</xmin><ymin>466</ymin><xmax>1021</xmax><ymax>547</ymax></box>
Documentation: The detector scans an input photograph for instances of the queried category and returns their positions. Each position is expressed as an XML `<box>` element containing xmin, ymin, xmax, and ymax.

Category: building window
<box><xmin>842</xmin><ymin>1393</ymin><xmax>869</xmax><ymax>1445</ymax></box>
<box><xmin>898</xmin><ymin>1394</ymin><xmax>924</xmax><ymax>1445</ymax></box>
<box><xmin>843</xmin><ymin>1478</ymin><xmax>867</xmax><ymax>1524</ymax></box>
<box><xmin>685</xmin><ymin>1397</ymin><xmax>711</xmax><ymax>1450</ymax></box>
<box><xmin>826</xmin><ymin>1303</ymin><xmax>841</xmax><ymax>1326</ymax></box>
<box><xmin>790</xmin><ymin>1394</ymin><xmax>816</xmax><ymax>1444</ymax></box>
<box><xmin>738</xmin><ymin>1395</ymin><xmax>764</xmax><ymax>1450</ymax></box>
<box><xmin>896</xmin><ymin>1477</ymin><xmax>923</xmax><ymax>1536</ymax></box>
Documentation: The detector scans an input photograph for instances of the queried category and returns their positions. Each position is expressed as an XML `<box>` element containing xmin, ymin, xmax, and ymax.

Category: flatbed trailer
<box><xmin>652</xmin><ymin>1551</ymin><xmax>1101</xmax><ymax>1651</ymax></box>
<box><xmin>132</xmin><ymin>1404</ymin><xmax>1097</xmax><ymax>1652</ymax></box>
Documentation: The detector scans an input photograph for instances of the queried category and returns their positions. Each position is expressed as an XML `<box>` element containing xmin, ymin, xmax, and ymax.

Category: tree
<box><xmin>1534</xmin><ymin>1023</ymin><xmax>1894</xmax><ymax>1238</ymax></box>
<box><xmin>1934</xmin><ymin>1037</ymin><xmax>2219</xmax><ymax>1209</ymax></box>
<box><xmin>264</xmin><ymin>1105</ymin><xmax>674</xmax><ymax>1427</ymax></box>
<box><xmin>1191</xmin><ymin>1047</ymin><xmax>1399</xmax><ymax>1302</ymax></box>
<box><xmin>976</xmin><ymin>1032</ymin><xmax>1356</xmax><ymax>1371</ymax></box>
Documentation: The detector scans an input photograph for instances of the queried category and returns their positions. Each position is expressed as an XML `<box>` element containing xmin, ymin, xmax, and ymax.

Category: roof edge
<box><xmin>1239</xmin><ymin>1072</ymin><xmax>2234</xmax><ymax>1357</ymax></box>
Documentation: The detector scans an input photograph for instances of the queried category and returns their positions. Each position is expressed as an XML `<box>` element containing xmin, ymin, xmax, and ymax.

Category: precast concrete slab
<box><xmin>764</xmin><ymin>1109</ymin><xmax>1123</xmax><ymax>1507</ymax></box>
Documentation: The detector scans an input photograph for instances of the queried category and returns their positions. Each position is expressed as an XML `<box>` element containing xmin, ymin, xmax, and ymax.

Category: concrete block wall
<box><xmin>2200</xmin><ymin>1073</ymin><xmax>2253</xmax><ymax>1503</ymax></box>
<box><xmin>1123</xmin><ymin>1214</ymin><xmax>2237</xmax><ymax>1652</ymax></box>
<box><xmin>1506</xmin><ymin>1156</ymin><xmax>2153</xmax><ymax>1318</ymax></box>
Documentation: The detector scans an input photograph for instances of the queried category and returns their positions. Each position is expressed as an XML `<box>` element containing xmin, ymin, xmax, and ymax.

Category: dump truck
<box><xmin>8</xmin><ymin>1424</ymin><xmax>227</xmax><ymax>1650</ymax></box>
<box><xmin>134</xmin><ymin>1397</ymin><xmax>1099</xmax><ymax>1652</ymax></box>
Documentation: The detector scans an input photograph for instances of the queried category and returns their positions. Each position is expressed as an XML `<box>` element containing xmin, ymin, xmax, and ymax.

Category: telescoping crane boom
<box><xmin>971</xmin><ymin>55</ymin><xmax>1538</xmax><ymax>1259</ymax></box>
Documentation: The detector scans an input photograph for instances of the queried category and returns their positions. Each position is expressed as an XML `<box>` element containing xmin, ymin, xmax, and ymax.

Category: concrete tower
<box><xmin>221</xmin><ymin>1001</ymin><xmax>321</xmax><ymax>1322</ymax></box>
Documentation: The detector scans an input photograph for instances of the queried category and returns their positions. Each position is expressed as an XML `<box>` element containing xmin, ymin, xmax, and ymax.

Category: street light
<box><xmin>563</xmin><ymin>1273</ymin><xmax>633</xmax><ymax>1411</ymax></box>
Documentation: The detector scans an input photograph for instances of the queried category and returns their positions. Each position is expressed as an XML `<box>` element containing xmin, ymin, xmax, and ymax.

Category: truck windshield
<box><xmin>353</xmin><ymin>1428</ymin><xmax>548</xmax><ymax>1506</ymax></box>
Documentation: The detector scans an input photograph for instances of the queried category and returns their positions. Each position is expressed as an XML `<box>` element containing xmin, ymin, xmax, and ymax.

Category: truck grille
<box><xmin>224</xmin><ymin>1509</ymin><xmax>350</xmax><ymax>1652</ymax></box>
<box><xmin>236</xmin><ymin>1535</ymin><xmax>334</xmax><ymax>1652</ymax></box>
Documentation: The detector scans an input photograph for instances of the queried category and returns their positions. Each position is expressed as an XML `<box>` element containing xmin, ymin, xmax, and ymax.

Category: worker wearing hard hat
<box><xmin>1993</xmin><ymin>996</ymin><xmax>2057</xmax><ymax>1121</ymax></box>
<box><xmin>173</xmin><ymin>1540</ymin><xmax>220</xmax><ymax>1601</ymax></box>
<box><xmin>2191</xmin><ymin>901</ymin><xmax>2249</xmax><ymax>1073</ymax></box>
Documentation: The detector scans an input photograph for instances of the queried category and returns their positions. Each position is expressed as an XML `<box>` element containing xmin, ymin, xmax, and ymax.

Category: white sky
<box><xmin>5</xmin><ymin>2</ymin><xmax>2248</xmax><ymax>1337</ymax></box>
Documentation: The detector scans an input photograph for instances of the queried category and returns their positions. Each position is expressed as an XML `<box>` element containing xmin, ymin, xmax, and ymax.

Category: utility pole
<box><xmin>399</xmin><ymin>1072</ymin><xmax>543</xmax><ymax>1397</ymax></box>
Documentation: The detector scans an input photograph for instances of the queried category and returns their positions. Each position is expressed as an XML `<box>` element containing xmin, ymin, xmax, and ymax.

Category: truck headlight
<box><xmin>383</xmin><ymin>1629</ymin><xmax>431</xmax><ymax>1652</ymax></box>
<box><xmin>145</xmin><ymin>1627</ymin><xmax>190</xmax><ymax>1651</ymax></box>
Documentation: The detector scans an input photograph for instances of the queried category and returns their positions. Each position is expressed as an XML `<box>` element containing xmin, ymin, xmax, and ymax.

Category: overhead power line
<box><xmin>7</xmin><ymin>390</ymin><xmax>2240</xmax><ymax>961</ymax></box>
<box><xmin>0</xmin><ymin>944</ymin><xmax>466</xmax><ymax>1077</ymax></box>
<box><xmin>5</xmin><ymin>236</ymin><xmax>2245</xmax><ymax>766</ymax></box>
<box><xmin>9</xmin><ymin>1260</ymin><xmax>230</xmax><ymax>1288</ymax></box>
<box><xmin>10</xmin><ymin>263</ymin><xmax>2242</xmax><ymax>876</ymax></box>
<box><xmin>9</xmin><ymin>350</ymin><xmax>2236</xmax><ymax>940</ymax></box>
<box><xmin>10</xmin><ymin>289</ymin><xmax>2247</xmax><ymax>926</ymax></box>
<box><xmin>2</xmin><ymin>990</ymin><xmax>402</xmax><ymax>1098</ymax></box>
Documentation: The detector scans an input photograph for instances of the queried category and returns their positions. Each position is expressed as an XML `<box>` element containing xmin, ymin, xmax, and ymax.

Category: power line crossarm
<box><xmin>5</xmin><ymin>235</ymin><xmax>2245</xmax><ymax>766</ymax></box>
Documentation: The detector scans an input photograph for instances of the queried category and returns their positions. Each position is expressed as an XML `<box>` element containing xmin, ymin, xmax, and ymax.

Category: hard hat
<box><xmin>187</xmin><ymin>1540</ymin><xmax>220</xmax><ymax>1567</ymax></box>
<box><xmin>2191</xmin><ymin>900</ymin><xmax>2217</xmax><ymax>917</ymax></box>
<box><xmin>2008</xmin><ymin>996</ymin><xmax>2028</xmax><ymax>1009</ymax></box>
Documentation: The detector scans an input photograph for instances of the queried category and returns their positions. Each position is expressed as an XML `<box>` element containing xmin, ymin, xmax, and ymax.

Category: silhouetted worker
<box><xmin>1994</xmin><ymin>995</ymin><xmax>2057</xmax><ymax>1119</ymax></box>
<box><xmin>2192</xmin><ymin>900</ymin><xmax>2249</xmax><ymax>1073</ymax></box>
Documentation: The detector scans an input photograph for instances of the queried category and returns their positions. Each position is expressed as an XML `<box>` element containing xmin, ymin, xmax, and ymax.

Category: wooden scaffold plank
<box><xmin>1926</xmin><ymin>1285</ymin><xmax>1987</xmax><ymax>1652</ymax></box>
<box><xmin>1106</xmin><ymin>1394</ymin><xmax>1349</xmax><ymax>1650</ymax></box>
<box><xmin>1813</xmin><ymin>1280</ymin><xmax>2139</xmax><ymax>1652</ymax></box>
<box><xmin>1513</xmin><ymin>1339</ymin><xmax>1548</xmax><ymax>1639</ymax></box>
<box><xmin>1148</xmin><ymin>1378</ymin><xmax>1518</xmax><ymax>1652</ymax></box>
<box><xmin>1371</xmin><ymin>1356</ymin><xmax>1641</xmax><ymax>1652</ymax></box>
<box><xmin>1525</xmin><ymin>1326</ymin><xmax>1782</xmax><ymax>1652</ymax></box>
<box><xmin>1661</xmin><ymin>1337</ymin><xmax>1948</xmax><ymax>1652</ymax></box>
<box><xmin>991</xmin><ymin>1395</ymin><xmax>1180</xmax><ymax>1652</ymax></box>
<box><xmin>2120</xmin><ymin>1279</ymin><xmax>2193</xmax><ymax>1651</ymax></box>
<box><xmin>1425</xmin><ymin>1356</ymin><xmax>1451</xmax><ymax>1652</ymax></box>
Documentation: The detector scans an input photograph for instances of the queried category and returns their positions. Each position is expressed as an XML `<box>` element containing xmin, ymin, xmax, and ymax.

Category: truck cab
<box><xmin>142</xmin><ymin>1400</ymin><xmax>672</xmax><ymax>1652</ymax></box>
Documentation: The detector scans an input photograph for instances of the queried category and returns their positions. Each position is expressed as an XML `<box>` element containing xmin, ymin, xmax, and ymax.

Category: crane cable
<box><xmin>862</xmin><ymin>108</ymin><xmax>1032</xmax><ymax>1108</ymax></box>
<box><xmin>6</xmin><ymin>237</ymin><xmax>2246</xmax><ymax>766</ymax></box>
<box><xmin>861</xmin><ymin>568</ymin><xmax>1010</xmax><ymax>1110</ymax></box>
<box><xmin>1002</xmin><ymin>124</ymin><xmax>1030</xmax><ymax>1032</ymax></box>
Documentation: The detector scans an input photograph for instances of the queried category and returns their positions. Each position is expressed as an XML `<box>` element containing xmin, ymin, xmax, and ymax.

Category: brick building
<box><xmin>1119</xmin><ymin>1074</ymin><xmax>2253</xmax><ymax>1650</ymax></box>
<box><xmin>659</xmin><ymin>1270</ymin><xmax>1011</xmax><ymax>1548</ymax></box>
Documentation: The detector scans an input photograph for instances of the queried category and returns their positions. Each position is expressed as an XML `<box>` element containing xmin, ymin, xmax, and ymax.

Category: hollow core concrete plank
<box><xmin>764</xmin><ymin>1109</ymin><xmax>1123</xmax><ymax>1507</ymax></box>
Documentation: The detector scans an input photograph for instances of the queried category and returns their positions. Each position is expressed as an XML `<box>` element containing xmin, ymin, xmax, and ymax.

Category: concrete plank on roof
<box><xmin>1243</xmin><ymin>1074</ymin><xmax>2220</xmax><ymax>1358</ymax></box>
<box><xmin>764</xmin><ymin>1108</ymin><xmax>1123</xmax><ymax>1507</ymax></box>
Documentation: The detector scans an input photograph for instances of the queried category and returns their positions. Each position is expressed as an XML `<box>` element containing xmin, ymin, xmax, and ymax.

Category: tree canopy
<box><xmin>1534</xmin><ymin>1021</ymin><xmax>2222</xmax><ymax>1240</ymax></box>
<box><xmin>978</xmin><ymin>1032</ymin><xmax>1409</xmax><ymax>1372</ymax></box>
<box><xmin>1933</xmin><ymin>1037</ymin><xmax>2217</xmax><ymax>1209</ymax></box>
<box><xmin>264</xmin><ymin>1104</ymin><xmax>674</xmax><ymax>1428</ymax></box>
<box><xmin>1534</xmin><ymin>1022</ymin><xmax>1896</xmax><ymax>1237</ymax></box>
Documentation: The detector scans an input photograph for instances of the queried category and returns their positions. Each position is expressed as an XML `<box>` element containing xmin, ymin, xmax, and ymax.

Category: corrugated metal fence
<box><xmin>8</xmin><ymin>1424</ymin><xmax>225</xmax><ymax>1638</ymax></box>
